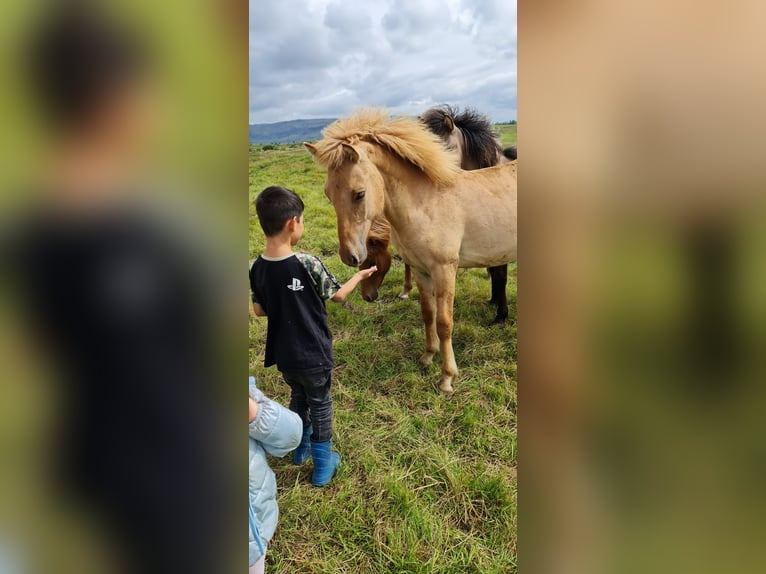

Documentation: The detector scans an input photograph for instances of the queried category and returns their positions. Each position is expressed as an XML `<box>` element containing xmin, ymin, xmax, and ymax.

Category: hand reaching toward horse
<box><xmin>331</xmin><ymin>266</ymin><xmax>377</xmax><ymax>303</ymax></box>
<box><xmin>357</xmin><ymin>266</ymin><xmax>378</xmax><ymax>280</ymax></box>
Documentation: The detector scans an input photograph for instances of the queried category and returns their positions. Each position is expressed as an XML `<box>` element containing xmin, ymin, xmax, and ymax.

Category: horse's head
<box><xmin>434</xmin><ymin>123</ymin><xmax>477</xmax><ymax>170</ymax></box>
<box><xmin>443</xmin><ymin>129</ymin><xmax>466</xmax><ymax>167</ymax></box>
<box><xmin>423</xmin><ymin>105</ymin><xmax>502</xmax><ymax>170</ymax></box>
<box><xmin>359</xmin><ymin>236</ymin><xmax>392</xmax><ymax>302</ymax></box>
<box><xmin>305</xmin><ymin>141</ymin><xmax>385</xmax><ymax>267</ymax></box>
<box><xmin>420</xmin><ymin>106</ymin><xmax>464</xmax><ymax>167</ymax></box>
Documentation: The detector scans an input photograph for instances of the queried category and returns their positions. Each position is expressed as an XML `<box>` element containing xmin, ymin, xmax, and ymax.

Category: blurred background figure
<box><xmin>1</xmin><ymin>1</ymin><xmax>245</xmax><ymax>572</ymax></box>
<box><xmin>520</xmin><ymin>2</ymin><xmax>766</xmax><ymax>574</ymax></box>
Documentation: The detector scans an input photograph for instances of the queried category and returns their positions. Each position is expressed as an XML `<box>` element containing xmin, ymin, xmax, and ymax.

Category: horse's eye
<box><xmin>354</xmin><ymin>191</ymin><xmax>365</xmax><ymax>201</ymax></box>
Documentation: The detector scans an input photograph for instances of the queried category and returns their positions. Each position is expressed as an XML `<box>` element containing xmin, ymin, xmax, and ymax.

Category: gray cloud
<box><xmin>249</xmin><ymin>0</ymin><xmax>517</xmax><ymax>124</ymax></box>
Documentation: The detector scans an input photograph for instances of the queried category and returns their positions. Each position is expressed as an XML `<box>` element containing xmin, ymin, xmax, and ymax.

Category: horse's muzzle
<box><xmin>362</xmin><ymin>290</ymin><xmax>378</xmax><ymax>303</ymax></box>
<box><xmin>339</xmin><ymin>244</ymin><xmax>367</xmax><ymax>268</ymax></box>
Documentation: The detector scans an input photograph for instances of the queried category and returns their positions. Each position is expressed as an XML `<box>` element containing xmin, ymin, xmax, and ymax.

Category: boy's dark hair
<box><xmin>255</xmin><ymin>186</ymin><xmax>305</xmax><ymax>237</ymax></box>
<box><xmin>26</xmin><ymin>1</ymin><xmax>148</xmax><ymax>134</ymax></box>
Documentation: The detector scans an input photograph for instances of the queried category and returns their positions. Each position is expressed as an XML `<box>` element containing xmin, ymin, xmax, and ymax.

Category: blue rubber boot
<box><xmin>310</xmin><ymin>441</ymin><xmax>341</xmax><ymax>487</ymax></box>
<box><xmin>293</xmin><ymin>425</ymin><xmax>312</xmax><ymax>465</ymax></box>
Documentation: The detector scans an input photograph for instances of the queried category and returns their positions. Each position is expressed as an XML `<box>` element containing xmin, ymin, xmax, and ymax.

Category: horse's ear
<box><xmin>444</xmin><ymin>115</ymin><xmax>454</xmax><ymax>132</ymax></box>
<box><xmin>341</xmin><ymin>143</ymin><xmax>360</xmax><ymax>163</ymax></box>
<box><xmin>304</xmin><ymin>142</ymin><xmax>318</xmax><ymax>156</ymax></box>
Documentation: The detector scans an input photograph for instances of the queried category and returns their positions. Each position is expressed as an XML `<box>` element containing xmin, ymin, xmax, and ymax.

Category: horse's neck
<box><xmin>370</xmin><ymin>152</ymin><xmax>426</xmax><ymax>223</ymax></box>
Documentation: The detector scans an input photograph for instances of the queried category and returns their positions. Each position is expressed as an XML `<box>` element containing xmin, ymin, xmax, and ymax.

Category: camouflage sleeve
<box><xmin>295</xmin><ymin>252</ymin><xmax>341</xmax><ymax>300</ymax></box>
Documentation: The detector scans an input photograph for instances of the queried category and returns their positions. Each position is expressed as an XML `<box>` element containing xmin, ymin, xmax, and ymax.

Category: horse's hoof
<box><xmin>398</xmin><ymin>293</ymin><xmax>409</xmax><ymax>300</ymax></box>
<box><xmin>491</xmin><ymin>317</ymin><xmax>507</xmax><ymax>327</ymax></box>
<box><xmin>439</xmin><ymin>380</ymin><xmax>455</xmax><ymax>394</ymax></box>
<box><xmin>419</xmin><ymin>353</ymin><xmax>434</xmax><ymax>366</ymax></box>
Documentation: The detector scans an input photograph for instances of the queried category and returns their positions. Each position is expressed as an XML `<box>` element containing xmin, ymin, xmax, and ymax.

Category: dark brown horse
<box><xmin>360</xmin><ymin>216</ymin><xmax>413</xmax><ymax>301</ymax></box>
<box><xmin>359</xmin><ymin>105</ymin><xmax>513</xmax><ymax>324</ymax></box>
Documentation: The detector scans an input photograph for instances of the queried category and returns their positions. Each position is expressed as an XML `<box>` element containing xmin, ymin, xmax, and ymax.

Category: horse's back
<box><xmin>455</xmin><ymin>162</ymin><xmax>517</xmax><ymax>267</ymax></box>
<box><xmin>458</xmin><ymin>161</ymin><xmax>516</xmax><ymax>200</ymax></box>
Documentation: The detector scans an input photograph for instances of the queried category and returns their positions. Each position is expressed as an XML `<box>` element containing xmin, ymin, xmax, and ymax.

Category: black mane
<box><xmin>453</xmin><ymin>107</ymin><xmax>503</xmax><ymax>168</ymax></box>
<box><xmin>420</xmin><ymin>104</ymin><xmax>459</xmax><ymax>139</ymax></box>
<box><xmin>421</xmin><ymin>105</ymin><xmax>503</xmax><ymax>168</ymax></box>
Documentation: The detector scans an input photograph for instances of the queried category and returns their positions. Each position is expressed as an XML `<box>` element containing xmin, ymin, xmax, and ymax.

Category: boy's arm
<box><xmin>252</xmin><ymin>302</ymin><xmax>267</xmax><ymax>316</ymax></box>
<box><xmin>331</xmin><ymin>266</ymin><xmax>377</xmax><ymax>303</ymax></box>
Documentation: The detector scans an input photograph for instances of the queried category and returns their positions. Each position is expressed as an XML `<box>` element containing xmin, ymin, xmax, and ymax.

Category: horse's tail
<box><xmin>503</xmin><ymin>146</ymin><xmax>517</xmax><ymax>161</ymax></box>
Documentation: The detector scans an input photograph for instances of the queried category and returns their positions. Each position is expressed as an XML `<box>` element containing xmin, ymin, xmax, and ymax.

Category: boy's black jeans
<box><xmin>281</xmin><ymin>369</ymin><xmax>334</xmax><ymax>443</ymax></box>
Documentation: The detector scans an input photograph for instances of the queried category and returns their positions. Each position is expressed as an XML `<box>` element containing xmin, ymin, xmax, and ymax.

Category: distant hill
<box><xmin>249</xmin><ymin>118</ymin><xmax>336</xmax><ymax>144</ymax></box>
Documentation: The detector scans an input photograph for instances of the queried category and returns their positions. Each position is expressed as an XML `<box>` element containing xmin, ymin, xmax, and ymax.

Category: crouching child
<box><xmin>249</xmin><ymin>376</ymin><xmax>302</xmax><ymax>573</ymax></box>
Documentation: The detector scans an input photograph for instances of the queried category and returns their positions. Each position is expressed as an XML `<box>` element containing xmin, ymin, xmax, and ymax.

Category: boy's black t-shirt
<box><xmin>249</xmin><ymin>253</ymin><xmax>341</xmax><ymax>373</ymax></box>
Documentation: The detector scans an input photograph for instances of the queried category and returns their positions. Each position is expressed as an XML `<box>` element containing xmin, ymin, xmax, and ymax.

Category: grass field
<box><xmin>249</xmin><ymin>124</ymin><xmax>517</xmax><ymax>573</ymax></box>
<box><xmin>495</xmin><ymin>124</ymin><xmax>517</xmax><ymax>148</ymax></box>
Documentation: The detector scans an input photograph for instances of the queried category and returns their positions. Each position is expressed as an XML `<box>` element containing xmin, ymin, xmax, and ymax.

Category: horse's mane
<box><xmin>423</xmin><ymin>105</ymin><xmax>503</xmax><ymax>169</ymax></box>
<box><xmin>311</xmin><ymin>108</ymin><xmax>459</xmax><ymax>187</ymax></box>
<box><xmin>367</xmin><ymin>216</ymin><xmax>391</xmax><ymax>243</ymax></box>
<box><xmin>420</xmin><ymin>104</ymin><xmax>459</xmax><ymax>138</ymax></box>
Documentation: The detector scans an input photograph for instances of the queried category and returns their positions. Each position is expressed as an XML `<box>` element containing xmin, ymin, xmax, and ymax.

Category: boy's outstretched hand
<box><xmin>331</xmin><ymin>265</ymin><xmax>378</xmax><ymax>303</ymax></box>
<box><xmin>358</xmin><ymin>265</ymin><xmax>377</xmax><ymax>279</ymax></box>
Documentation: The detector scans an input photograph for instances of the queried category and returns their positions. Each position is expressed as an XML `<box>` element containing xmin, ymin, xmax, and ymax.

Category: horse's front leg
<box><xmin>414</xmin><ymin>270</ymin><xmax>438</xmax><ymax>365</ymax></box>
<box><xmin>432</xmin><ymin>264</ymin><xmax>458</xmax><ymax>393</ymax></box>
<box><xmin>399</xmin><ymin>263</ymin><xmax>413</xmax><ymax>299</ymax></box>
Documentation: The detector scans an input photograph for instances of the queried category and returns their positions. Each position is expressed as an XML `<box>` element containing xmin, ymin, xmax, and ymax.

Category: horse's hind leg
<box><xmin>489</xmin><ymin>264</ymin><xmax>509</xmax><ymax>325</ymax></box>
<box><xmin>399</xmin><ymin>263</ymin><xmax>413</xmax><ymax>299</ymax></box>
<box><xmin>432</xmin><ymin>264</ymin><xmax>458</xmax><ymax>394</ymax></box>
<box><xmin>488</xmin><ymin>266</ymin><xmax>500</xmax><ymax>305</ymax></box>
<box><xmin>414</xmin><ymin>271</ymin><xmax>438</xmax><ymax>366</ymax></box>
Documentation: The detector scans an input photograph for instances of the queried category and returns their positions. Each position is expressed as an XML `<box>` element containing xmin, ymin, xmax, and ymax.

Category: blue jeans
<box><xmin>281</xmin><ymin>369</ymin><xmax>334</xmax><ymax>443</ymax></box>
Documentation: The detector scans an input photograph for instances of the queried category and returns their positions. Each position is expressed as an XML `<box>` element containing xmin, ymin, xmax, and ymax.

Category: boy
<box><xmin>249</xmin><ymin>185</ymin><xmax>377</xmax><ymax>487</ymax></box>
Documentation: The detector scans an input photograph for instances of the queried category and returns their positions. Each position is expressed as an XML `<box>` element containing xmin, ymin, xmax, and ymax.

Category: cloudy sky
<box><xmin>249</xmin><ymin>0</ymin><xmax>516</xmax><ymax>124</ymax></box>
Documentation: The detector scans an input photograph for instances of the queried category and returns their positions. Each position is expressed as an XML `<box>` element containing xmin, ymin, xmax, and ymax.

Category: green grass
<box><xmin>495</xmin><ymin>124</ymin><xmax>517</xmax><ymax>148</ymax></box>
<box><xmin>249</xmin><ymin>135</ymin><xmax>517</xmax><ymax>573</ymax></box>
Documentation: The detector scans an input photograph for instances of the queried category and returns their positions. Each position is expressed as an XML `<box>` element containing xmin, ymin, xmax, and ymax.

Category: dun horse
<box><xmin>421</xmin><ymin>105</ymin><xmax>513</xmax><ymax>323</ymax></box>
<box><xmin>359</xmin><ymin>105</ymin><xmax>515</xmax><ymax>325</ymax></box>
<box><xmin>306</xmin><ymin>109</ymin><xmax>516</xmax><ymax>393</ymax></box>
